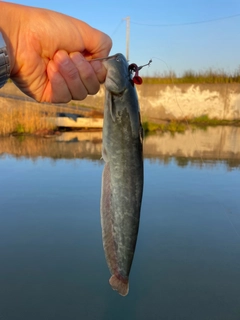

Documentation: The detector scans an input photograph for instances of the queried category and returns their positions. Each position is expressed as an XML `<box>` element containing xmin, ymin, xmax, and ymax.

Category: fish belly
<box><xmin>101</xmin><ymin>115</ymin><xmax>143</xmax><ymax>296</ymax></box>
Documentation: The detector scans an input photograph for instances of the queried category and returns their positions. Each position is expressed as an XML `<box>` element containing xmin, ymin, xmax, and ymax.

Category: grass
<box><xmin>0</xmin><ymin>104</ymin><xmax>57</xmax><ymax>136</ymax></box>
<box><xmin>142</xmin><ymin>120</ymin><xmax>186</xmax><ymax>134</ymax></box>
<box><xmin>142</xmin><ymin>67</ymin><xmax>240</xmax><ymax>85</ymax></box>
<box><xmin>189</xmin><ymin>114</ymin><xmax>240</xmax><ymax>126</ymax></box>
<box><xmin>142</xmin><ymin>115</ymin><xmax>240</xmax><ymax>135</ymax></box>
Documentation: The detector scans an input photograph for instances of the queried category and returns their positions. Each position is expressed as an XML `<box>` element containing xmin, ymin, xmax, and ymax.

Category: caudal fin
<box><xmin>109</xmin><ymin>275</ymin><xmax>129</xmax><ymax>296</ymax></box>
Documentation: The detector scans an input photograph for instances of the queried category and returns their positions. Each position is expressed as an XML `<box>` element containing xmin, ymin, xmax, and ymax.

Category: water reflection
<box><xmin>1</xmin><ymin>126</ymin><xmax>240</xmax><ymax>169</ymax></box>
<box><xmin>1</xmin><ymin>127</ymin><xmax>240</xmax><ymax>320</ymax></box>
<box><xmin>144</xmin><ymin>126</ymin><xmax>240</xmax><ymax>169</ymax></box>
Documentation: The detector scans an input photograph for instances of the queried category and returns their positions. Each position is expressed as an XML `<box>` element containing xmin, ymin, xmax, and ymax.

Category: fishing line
<box><xmin>111</xmin><ymin>20</ymin><xmax>124</xmax><ymax>37</ymax></box>
<box><xmin>91</xmin><ymin>53</ymin><xmax>204</xmax><ymax>163</ymax></box>
<box><xmin>91</xmin><ymin>52</ymin><xmax>239</xmax><ymax>239</ymax></box>
<box><xmin>150</xmin><ymin>56</ymin><xmax>204</xmax><ymax>165</ymax></box>
<box><xmin>149</xmin><ymin>57</ymin><xmax>240</xmax><ymax>239</ymax></box>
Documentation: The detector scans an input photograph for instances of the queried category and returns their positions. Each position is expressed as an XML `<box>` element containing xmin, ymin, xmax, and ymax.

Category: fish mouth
<box><xmin>105</xmin><ymin>76</ymin><xmax>126</xmax><ymax>96</ymax></box>
<box><xmin>110</xmin><ymin>88</ymin><xmax>125</xmax><ymax>97</ymax></box>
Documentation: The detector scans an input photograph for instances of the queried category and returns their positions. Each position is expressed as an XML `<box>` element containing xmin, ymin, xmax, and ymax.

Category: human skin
<box><xmin>0</xmin><ymin>1</ymin><xmax>112</xmax><ymax>103</ymax></box>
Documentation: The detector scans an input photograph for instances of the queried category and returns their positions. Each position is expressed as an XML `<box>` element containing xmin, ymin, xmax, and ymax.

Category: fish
<box><xmin>100</xmin><ymin>53</ymin><xmax>144</xmax><ymax>296</ymax></box>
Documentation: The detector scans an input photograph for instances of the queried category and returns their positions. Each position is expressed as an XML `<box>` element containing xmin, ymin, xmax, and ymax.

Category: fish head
<box><xmin>103</xmin><ymin>53</ymin><xmax>130</xmax><ymax>95</ymax></box>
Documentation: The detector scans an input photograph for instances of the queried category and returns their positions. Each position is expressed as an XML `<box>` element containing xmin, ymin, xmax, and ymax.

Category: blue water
<box><xmin>0</xmin><ymin>155</ymin><xmax>240</xmax><ymax>320</ymax></box>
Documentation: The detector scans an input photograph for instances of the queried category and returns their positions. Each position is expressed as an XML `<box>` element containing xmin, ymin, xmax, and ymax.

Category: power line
<box><xmin>131</xmin><ymin>13</ymin><xmax>240</xmax><ymax>27</ymax></box>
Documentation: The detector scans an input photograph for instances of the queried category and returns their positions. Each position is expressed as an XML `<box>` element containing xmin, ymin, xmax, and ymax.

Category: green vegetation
<box><xmin>189</xmin><ymin>114</ymin><xmax>240</xmax><ymax>126</ymax></box>
<box><xmin>143</xmin><ymin>67</ymin><xmax>240</xmax><ymax>84</ymax></box>
<box><xmin>142</xmin><ymin>120</ymin><xmax>186</xmax><ymax>134</ymax></box>
<box><xmin>142</xmin><ymin>115</ymin><xmax>240</xmax><ymax>135</ymax></box>
<box><xmin>142</xmin><ymin>121</ymin><xmax>160</xmax><ymax>132</ymax></box>
<box><xmin>0</xmin><ymin>105</ymin><xmax>56</xmax><ymax>135</ymax></box>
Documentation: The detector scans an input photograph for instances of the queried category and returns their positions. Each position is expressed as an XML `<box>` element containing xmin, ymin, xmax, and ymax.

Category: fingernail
<box><xmin>54</xmin><ymin>50</ymin><xmax>70</xmax><ymax>66</ymax></box>
<box><xmin>70</xmin><ymin>52</ymin><xmax>85</xmax><ymax>65</ymax></box>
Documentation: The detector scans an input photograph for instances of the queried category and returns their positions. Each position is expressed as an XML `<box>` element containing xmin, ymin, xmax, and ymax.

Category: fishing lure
<box><xmin>91</xmin><ymin>54</ymin><xmax>152</xmax><ymax>85</ymax></box>
<box><xmin>128</xmin><ymin>59</ymin><xmax>152</xmax><ymax>85</ymax></box>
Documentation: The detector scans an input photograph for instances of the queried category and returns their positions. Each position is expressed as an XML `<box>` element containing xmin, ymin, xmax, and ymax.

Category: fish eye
<box><xmin>116</xmin><ymin>55</ymin><xmax>121</xmax><ymax>62</ymax></box>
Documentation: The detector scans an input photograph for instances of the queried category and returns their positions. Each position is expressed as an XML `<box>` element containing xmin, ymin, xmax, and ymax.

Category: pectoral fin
<box><xmin>107</xmin><ymin>92</ymin><xmax>116</xmax><ymax>122</ymax></box>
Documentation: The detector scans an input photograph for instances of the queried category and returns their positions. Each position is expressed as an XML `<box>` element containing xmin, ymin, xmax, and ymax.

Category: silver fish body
<box><xmin>100</xmin><ymin>53</ymin><xmax>143</xmax><ymax>296</ymax></box>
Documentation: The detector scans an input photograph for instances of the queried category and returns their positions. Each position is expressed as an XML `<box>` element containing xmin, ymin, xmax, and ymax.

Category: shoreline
<box><xmin>1</xmin><ymin>82</ymin><xmax>240</xmax><ymax>136</ymax></box>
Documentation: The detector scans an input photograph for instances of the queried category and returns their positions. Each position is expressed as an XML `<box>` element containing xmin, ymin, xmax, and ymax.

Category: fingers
<box><xmin>46</xmin><ymin>60</ymin><xmax>72</xmax><ymax>103</ymax></box>
<box><xmin>46</xmin><ymin>50</ymin><xmax>106</xmax><ymax>103</ymax></box>
<box><xmin>69</xmin><ymin>52</ymin><xmax>103</xmax><ymax>90</ymax></box>
<box><xmin>54</xmin><ymin>50</ymin><xmax>89</xmax><ymax>100</ymax></box>
<box><xmin>90</xmin><ymin>60</ymin><xmax>107</xmax><ymax>84</ymax></box>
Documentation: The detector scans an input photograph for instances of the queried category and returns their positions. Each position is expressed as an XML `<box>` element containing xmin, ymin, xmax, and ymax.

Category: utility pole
<box><xmin>123</xmin><ymin>16</ymin><xmax>130</xmax><ymax>60</ymax></box>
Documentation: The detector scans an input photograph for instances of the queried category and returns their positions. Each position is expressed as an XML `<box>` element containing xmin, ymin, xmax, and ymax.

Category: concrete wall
<box><xmin>2</xmin><ymin>82</ymin><xmax>240</xmax><ymax>121</ymax></box>
<box><xmin>137</xmin><ymin>83</ymin><xmax>240</xmax><ymax>121</ymax></box>
<box><xmin>82</xmin><ymin>83</ymin><xmax>240</xmax><ymax>121</ymax></box>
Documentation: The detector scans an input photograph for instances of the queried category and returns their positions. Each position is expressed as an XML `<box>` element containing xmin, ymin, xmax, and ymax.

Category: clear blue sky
<box><xmin>6</xmin><ymin>0</ymin><xmax>240</xmax><ymax>76</ymax></box>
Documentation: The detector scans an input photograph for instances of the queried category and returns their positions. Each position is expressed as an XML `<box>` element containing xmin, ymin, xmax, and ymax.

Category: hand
<box><xmin>1</xmin><ymin>2</ymin><xmax>112</xmax><ymax>103</ymax></box>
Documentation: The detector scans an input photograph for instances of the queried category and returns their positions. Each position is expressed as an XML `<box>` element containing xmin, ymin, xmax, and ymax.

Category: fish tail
<box><xmin>109</xmin><ymin>275</ymin><xmax>129</xmax><ymax>296</ymax></box>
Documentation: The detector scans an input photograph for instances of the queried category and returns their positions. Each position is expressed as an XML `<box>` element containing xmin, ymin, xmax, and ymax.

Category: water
<box><xmin>0</xmin><ymin>127</ymin><xmax>240</xmax><ymax>320</ymax></box>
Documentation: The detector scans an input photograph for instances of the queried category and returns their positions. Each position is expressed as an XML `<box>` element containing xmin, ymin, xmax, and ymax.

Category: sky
<box><xmin>5</xmin><ymin>0</ymin><xmax>240</xmax><ymax>76</ymax></box>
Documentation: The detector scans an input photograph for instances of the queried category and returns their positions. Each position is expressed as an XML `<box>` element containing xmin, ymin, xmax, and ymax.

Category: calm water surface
<box><xmin>0</xmin><ymin>128</ymin><xmax>240</xmax><ymax>320</ymax></box>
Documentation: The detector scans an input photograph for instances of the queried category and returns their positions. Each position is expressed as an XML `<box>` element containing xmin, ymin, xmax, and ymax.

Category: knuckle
<box><xmin>81</xmin><ymin>67</ymin><xmax>94</xmax><ymax>82</ymax></box>
<box><xmin>66</xmin><ymin>67</ymin><xmax>79</xmax><ymax>80</ymax></box>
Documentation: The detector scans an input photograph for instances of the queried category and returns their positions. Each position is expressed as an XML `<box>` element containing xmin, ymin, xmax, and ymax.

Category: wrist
<box><xmin>0</xmin><ymin>1</ymin><xmax>22</xmax><ymax>76</ymax></box>
<box><xmin>0</xmin><ymin>32</ymin><xmax>10</xmax><ymax>87</ymax></box>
